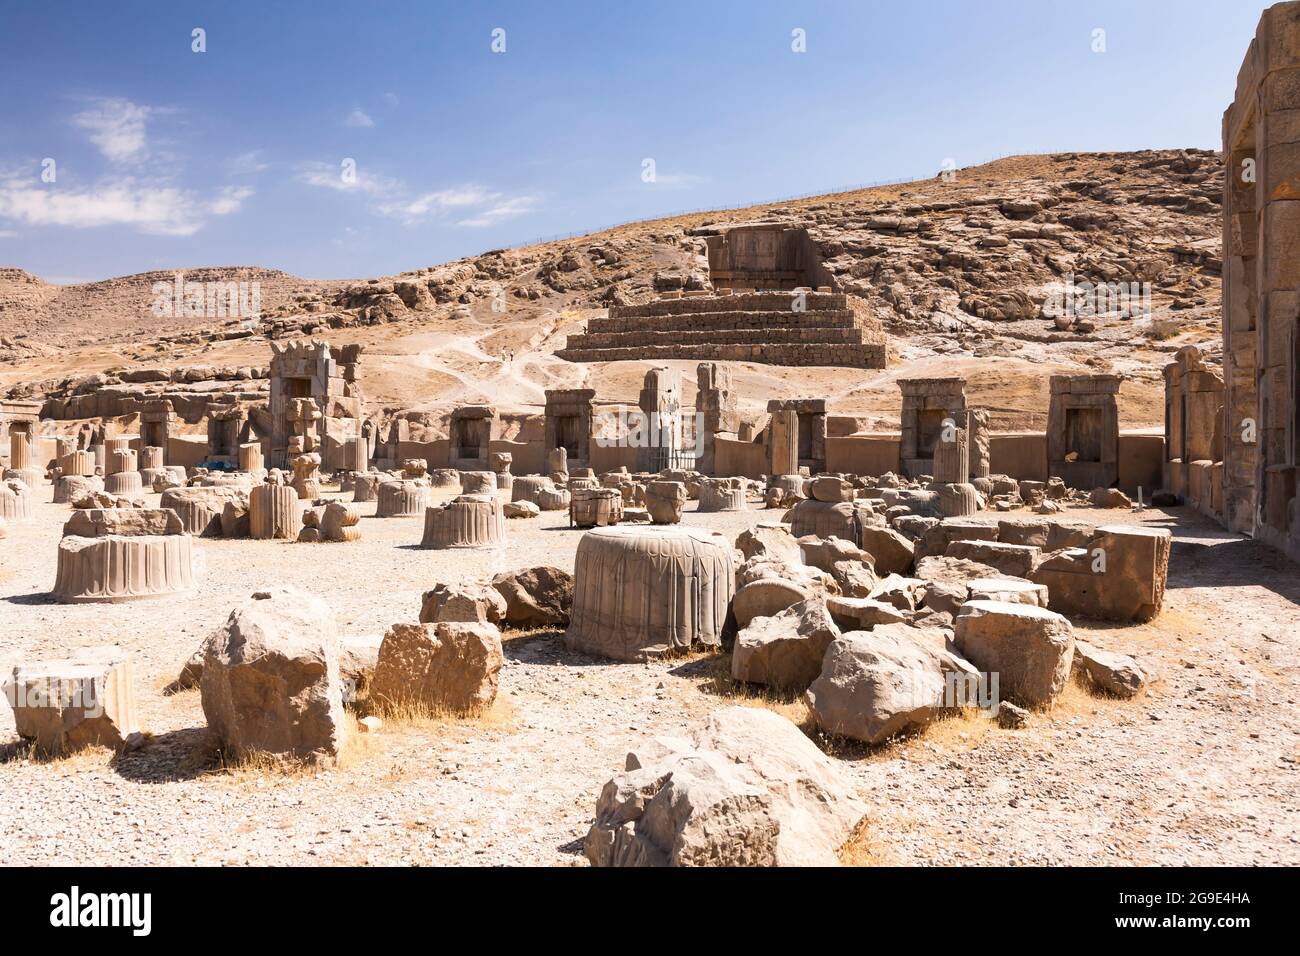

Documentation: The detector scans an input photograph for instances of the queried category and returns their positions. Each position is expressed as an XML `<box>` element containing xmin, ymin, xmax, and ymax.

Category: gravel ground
<box><xmin>1</xmin><ymin>487</ymin><xmax>1297</xmax><ymax>866</ymax></box>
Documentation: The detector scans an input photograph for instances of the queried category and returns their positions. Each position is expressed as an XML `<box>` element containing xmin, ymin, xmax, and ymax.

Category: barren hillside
<box><xmin>0</xmin><ymin>149</ymin><xmax>1223</xmax><ymax>432</ymax></box>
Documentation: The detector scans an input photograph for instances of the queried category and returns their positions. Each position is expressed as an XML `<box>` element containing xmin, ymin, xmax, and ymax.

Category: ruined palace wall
<box><xmin>989</xmin><ymin>434</ymin><xmax>1048</xmax><ymax>482</ymax></box>
<box><xmin>713</xmin><ymin>437</ymin><xmax>768</xmax><ymax>479</ymax></box>
<box><xmin>825</xmin><ymin>435</ymin><xmax>901</xmax><ymax>476</ymax></box>
<box><xmin>1118</xmin><ymin>433</ymin><xmax>1166</xmax><ymax>498</ymax></box>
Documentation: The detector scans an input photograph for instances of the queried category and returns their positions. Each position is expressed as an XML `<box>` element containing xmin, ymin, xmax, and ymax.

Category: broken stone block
<box><xmin>1072</xmin><ymin>639</ymin><xmax>1149</xmax><ymax>698</ymax></box>
<box><xmin>857</xmin><ymin>524</ymin><xmax>915</xmax><ymax>575</ymax></box>
<box><xmin>8</xmin><ymin>648</ymin><xmax>140</xmax><ymax>755</ymax></box>
<box><xmin>806</xmin><ymin>627</ymin><xmax>981</xmax><ymax>744</ymax></box>
<box><xmin>502</xmin><ymin>500</ymin><xmax>540</xmax><ymax>519</ymax></box>
<box><xmin>199</xmin><ymin>586</ymin><xmax>348</xmax><ymax>760</ymax></box>
<box><xmin>825</xmin><ymin>595</ymin><xmax>907</xmax><ymax>630</ymax></box>
<box><xmin>376</xmin><ymin>479</ymin><xmax>430</xmax><ymax>517</ymax></box>
<box><xmin>953</xmin><ymin>600</ymin><xmax>1074</xmax><ymax>708</ymax></box>
<box><xmin>967</xmin><ymin>578</ymin><xmax>1048</xmax><ymax>606</ymax></box>
<box><xmin>735</xmin><ymin>523</ymin><xmax>802</xmax><ymax>563</ymax></box>
<box><xmin>945</xmin><ymin>539</ymin><xmax>1041</xmax><ymax>578</ymax></box>
<box><xmin>584</xmin><ymin>707</ymin><xmax>865</xmax><ymax>867</ymax></box>
<box><xmin>1029</xmin><ymin>525</ymin><xmax>1171</xmax><ymax>622</ymax></box>
<box><xmin>645</xmin><ymin>480</ymin><xmax>687</xmax><ymax>524</ymax></box>
<box><xmin>370</xmin><ymin>621</ymin><xmax>504</xmax><ymax>715</ymax></box>
<box><xmin>419</xmin><ymin>582</ymin><xmax>506</xmax><ymax>625</ymax></box>
<box><xmin>731</xmin><ymin>599</ymin><xmax>840</xmax><ymax>691</ymax></box>
<box><xmin>490</xmin><ymin>566</ymin><xmax>573</xmax><ymax>627</ymax></box>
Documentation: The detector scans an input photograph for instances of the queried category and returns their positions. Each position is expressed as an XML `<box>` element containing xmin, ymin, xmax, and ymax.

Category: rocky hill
<box><xmin>0</xmin><ymin>149</ymin><xmax>1223</xmax><ymax>432</ymax></box>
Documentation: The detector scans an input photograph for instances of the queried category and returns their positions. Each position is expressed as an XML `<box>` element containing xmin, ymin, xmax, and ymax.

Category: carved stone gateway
<box><xmin>899</xmin><ymin>378</ymin><xmax>967</xmax><ymax>478</ymax></box>
<box><xmin>1164</xmin><ymin>346</ymin><xmax>1225</xmax><ymax>514</ymax></box>
<box><xmin>1223</xmin><ymin>3</ymin><xmax>1300</xmax><ymax>558</ymax></box>
<box><xmin>695</xmin><ymin>362</ymin><xmax>738</xmax><ymax>475</ymax></box>
<box><xmin>1047</xmin><ymin>374</ymin><xmax>1121</xmax><ymax>490</ymax></box>
<box><xmin>765</xmin><ymin>399</ymin><xmax>826</xmax><ymax>475</ymax></box>
<box><xmin>544</xmin><ymin>388</ymin><xmax>595</xmax><ymax>471</ymax></box>
<box><xmin>448</xmin><ymin>405</ymin><xmax>497</xmax><ymax>469</ymax></box>
<box><xmin>268</xmin><ymin>339</ymin><xmax>363</xmax><ymax>470</ymax></box>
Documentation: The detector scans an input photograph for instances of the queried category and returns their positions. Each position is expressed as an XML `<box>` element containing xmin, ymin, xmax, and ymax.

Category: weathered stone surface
<box><xmin>1073</xmin><ymin>639</ymin><xmax>1149</xmax><ymax>698</ymax></box>
<box><xmin>967</xmin><ymin>577</ymin><xmax>1049</xmax><ymax>607</ymax></box>
<box><xmin>249</xmin><ymin>484</ymin><xmax>301</xmax><ymax>540</ymax></box>
<box><xmin>568</xmin><ymin>527</ymin><xmax>734</xmax><ymax>660</ymax></box>
<box><xmin>54</xmin><ymin>533</ymin><xmax>194</xmax><ymax>603</ymax></box>
<box><xmin>199</xmin><ymin>586</ymin><xmax>348</xmax><ymax>759</ymax></box>
<box><xmin>858</xmin><ymin>525</ymin><xmax>915</xmax><ymax>575</ymax></box>
<box><xmin>731</xmin><ymin>599</ymin><xmax>840</xmax><ymax>690</ymax></box>
<box><xmin>954</xmin><ymin>600</ymin><xmax>1074</xmax><ymax>708</ymax></box>
<box><xmin>825</xmin><ymin>595</ymin><xmax>907</xmax><ymax>630</ymax></box>
<box><xmin>419</xmin><ymin>582</ymin><xmax>506</xmax><ymax>625</ymax></box>
<box><xmin>912</xmin><ymin>555</ymin><xmax>1002</xmax><ymax>616</ymax></box>
<box><xmin>645</xmin><ymin>480</ymin><xmax>687</xmax><ymax>524</ymax></box>
<box><xmin>502</xmin><ymin>500</ymin><xmax>540</xmax><ymax>519</ymax></box>
<box><xmin>810</xmin><ymin>475</ymin><xmax>852</xmax><ymax>503</ymax></box>
<box><xmin>735</xmin><ymin>522</ymin><xmax>802</xmax><ymax>563</ymax></box>
<box><xmin>376</xmin><ymin>479</ymin><xmax>430</xmax><ymax>517</ymax></box>
<box><xmin>584</xmin><ymin>707</ymin><xmax>865</xmax><ymax>867</ymax></box>
<box><xmin>421</xmin><ymin>494</ymin><xmax>504</xmax><ymax>548</ymax></box>
<box><xmin>914</xmin><ymin>519</ymin><xmax>998</xmax><ymax>561</ymax></box>
<box><xmin>9</xmin><ymin>648</ymin><xmax>140</xmax><ymax>755</ymax></box>
<box><xmin>370</xmin><ymin>621</ymin><xmax>503</xmax><ymax>714</ymax></box>
<box><xmin>459</xmin><ymin>471</ymin><xmax>497</xmax><ymax>495</ymax></box>
<box><xmin>160</xmin><ymin>486</ymin><xmax>246</xmax><ymax>536</ymax></box>
<box><xmin>806</xmin><ymin>627</ymin><xmax>980</xmax><ymax>744</ymax></box>
<box><xmin>732</xmin><ymin>576</ymin><xmax>812</xmax><ymax>629</ymax></box>
<box><xmin>1030</xmin><ymin>525</ymin><xmax>1171</xmax><ymax>622</ymax></box>
<box><xmin>945</xmin><ymin>539</ymin><xmax>1041</xmax><ymax>578</ymax></box>
<box><xmin>1089</xmin><ymin>487</ymin><xmax>1133</xmax><ymax>509</ymax></box>
<box><xmin>63</xmin><ymin>507</ymin><xmax>183</xmax><ymax>538</ymax></box>
<box><xmin>490</xmin><ymin>565</ymin><xmax>573</xmax><ymax>627</ymax></box>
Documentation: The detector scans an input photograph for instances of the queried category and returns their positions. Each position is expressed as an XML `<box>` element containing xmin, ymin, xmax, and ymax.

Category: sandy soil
<box><xmin>1</xmin><ymin>487</ymin><xmax>1297</xmax><ymax>866</ymax></box>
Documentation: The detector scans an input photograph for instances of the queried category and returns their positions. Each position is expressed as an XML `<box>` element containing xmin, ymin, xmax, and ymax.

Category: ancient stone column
<box><xmin>140</xmin><ymin>446</ymin><xmax>165</xmax><ymax>470</ymax></box>
<box><xmin>932</xmin><ymin>426</ymin><xmax>969</xmax><ymax>484</ymax></box>
<box><xmin>10</xmin><ymin>431</ymin><xmax>32</xmax><ymax>470</ymax></box>
<box><xmin>291</xmin><ymin>453</ymin><xmax>321</xmax><ymax>500</ymax></box>
<box><xmin>104</xmin><ymin>449</ymin><xmax>142</xmax><ymax>495</ymax></box>
<box><xmin>239</xmin><ymin>442</ymin><xmax>264</xmax><ymax>473</ymax></box>
<box><xmin>249</xmin><ymin>484</ymin><xmax>301</xmax><ymax>540</ymax></box>
<box><xmin>967</xmin><ymin>409</ymin><xmax>991</xmax><ymax>480</ymax></box>
<box><xmin>376</xmin><ymin>480</ymin><xmax>429</xmax><ymax>517</ymax></box>
<box><xmin>769</xmin><ymin>409</ymin><xmax>799</xmax><ymax>477</ymax></box>
<box><xmin>697</xmin><ymin>477</ymin><xmax>746</xmax><ymax>512</ymax></box>
<box><xmin>420</xmin><ymin>495</ymin><xmax>505</xmax><ymax>548</ymax></box>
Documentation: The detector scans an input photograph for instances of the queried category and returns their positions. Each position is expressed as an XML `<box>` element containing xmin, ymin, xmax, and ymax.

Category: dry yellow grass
<box><xmin>838</xmin><ymin>816</ymin><xmax>895</xmax><ymax>867</ymax></box>
<box><xmin>199</xmin><ymin>713</ymin><xmax>382</xmax><ymax>780</ymax></box>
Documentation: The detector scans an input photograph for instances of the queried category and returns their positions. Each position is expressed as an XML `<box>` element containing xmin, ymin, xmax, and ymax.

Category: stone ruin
<box><xmin>898</xmin><ymin>378</ymin><xmax>988</xmax><ymax>480</ymax></box>
<box><xmin>695</xmin><ymin>362</ymin><xmax>738</xmax><ymax>475</ymax></box>
<box><xmin>765</xmin><ymin>398</ymin><xmax>826</xmax><ymax>475</ymax></box>
<box><xmin>54</xmin><ymin>507</ymin><xmax>195</xmax><ymax>603</ymax></box>
<box><xmin>544</xmin><ymin>388</ymin><xmax>595</xmax><ymax>472</ymax></box>
<box><xmin>558</xmin><ymin>290</ymin><xmax>887</xmax><ymax>369</ymax></box>
<box><xmin>636</xmin><ymin>367</ymin><xmax>683</xmax><ymax>472</ymax></box>
<box><xmin>0</xmin><ymin>399</ymin><xmax>43</xmax><ymax>488</ymax></box>
<box><xmin>701</xmin><ymin>222</ymin><xmax>833</xmax><ymax>292</ymax></box>
<box><xmin>1223</xmin><ymin>1</ymin><xmax>1300</xmax><ymax>558</ymax></box>
<box><xmin>1047</xmin><ymin>374</ymin><xmax>1122</xmax><ymax>491</ymax></box>
<box><xmin>268</xmin><ymin>339</ymin><xmax>363</xmax><ymax>471</ymax></box>
<box><xmin>1164</xmin><ymin>346</ymin><xmax>1225</xmax><ymax>518</ymax></box>
<box><xmin>448</xmin><ymin>405</ymin><xmax>498</xmax><ymax>470</ymax></box>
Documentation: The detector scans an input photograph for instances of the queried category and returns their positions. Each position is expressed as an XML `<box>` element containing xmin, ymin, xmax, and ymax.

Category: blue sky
<box><xmin>0</xmin><ymin>1</ymin><xmax>1265</xmax><ymax>283</ymax></box>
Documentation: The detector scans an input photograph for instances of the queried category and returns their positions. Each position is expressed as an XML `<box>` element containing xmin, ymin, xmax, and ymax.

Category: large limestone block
<box><xmin>967</xmin><ymin>577</ymin><xmax>1048</xmax><ymax>607</ymax></box>
<box><xmin>585</xmin><ymin>707</ymin><xmax>865</xmax><ymax>867</ymax></box>
<box><xmin>536</xmin><ymin>486</ymin><xmax>571</xmax><ymax>511</ymax></box>
<box><xmin>731</xmin><ymin>599</ymin><xmax>840</xmax><ymax>691</ymax></box>
<box><xmin>645</xmin><ymin>480</ymin><xmax>687</xmax><ymax>524</ymax></box>
<box><xmin>736</xmin><ymin>522</ymin><xmax>802</xmax><ymax>563</ymax></box>
<box><xmin>160</xmin><ymin>486</ymin><xmax>247</xmax><ymax>536</ymax></box>
<box><xmin>945</xmin><ymin>539</ymin><xmax>1041</xmax><ymax>578</ymax></box>
<box><xmin>420</xmin><ymin>494</ymin><xmax>504</xmax><ymax>548</ymax></box>
<box><xmin>418</xmin><ymin>582</ymin><xmax>506</xmax><ymax>624</ymax></box>
<box><xmin>1072</xmin><ymin>639</ymin><xmax>1149</xmax><ymax>698</ymax></box>
<box><xmin>8</xmin><ymin>648</ymin><xmax>140</xmax><ymax>755</ymax></box>
<box><xmin>807</xmin><ymin>627</ymin><xmax>981</xmax><ymax>744</ymax></box>
<box><xmin>914</xmin><ymin>519</ymin><xmax>999</xmax><ymax>561</ymax></box>
<box><xmin>249</xmin><ymin>484</ymin><xmax>301</xmax><ymax>540</ymax></box>
<box><xmin>953</xmin><ymin>600</ymin><xmax>1074</xmax><ymax>708</ymax></box>
<box><xmin>858</xmin><ymin>525</ymin><xmax>915</xmax><ymax>575</ymax></box>
<box><xmin>567</xmin><ymin>527</ymin><xmax>735</xmax><ymax>661</ymax></box>
<box><xmin>732</xmin><ymin>576</ymin><xmax>811</xmax><ymax>629</ymax></box>
<box><xmin>53</xmin><ymin>475</ymin><xmax>104</xmax><ymax>505</ymax></box>
<box><xmin>376</xmin><ymin>479</ymin><xmax>429</xmax><ymax>517</ymax></box>
<box><xmin>788</xmin><ymin>499</ymin><xmax>875</xmax><ymax>546</ymax></box>
<box><xmin>199</xmin><ymin>586</ymin><xmax>348</xmax><ymax>759</ymax></box>
<box><xmin>490</xmin><ymin>566</ymin><xmax>573</xmax><ymax>627</ymax></box>
<box><xmin>459</xmin><ymin>471</ymin><xmax>497</xmax><ymax>495</ymax></box>
<box><xmin>350</xmin><ymin>473</ymin><xmax>382</xmax><ymax>502</ymax></box>
<box><xmin>54</xmin><ymin>533</ymin><xmax>194</xmax><ymax>603</ymax></box>
<box><xmin>1029</xmin><ymin>525</ymin><xmax>1171</xmax><ymax>622</ymax></box>
<box><xmin>824</xmin><ymin>595</ymin><xmax>908</xmax><ymax>630</ymax></box>
<box><xmin>370</xmin><ymin>621</ymin><xmax>504</xmax><ymax>715</ymax></box>
<box><xmin>697</xmin><ymin>478</ymin><xmax>746</xmax><ymax>512</ymax></box>
<box><xmin>810</xmin><ymin>475</ymin><xmax>852</xmax><ymax>503</ymax></box>
<box><xmin>63</xmin><ymin>507</ymin><xmax>183</xmax><ymax>538</ymax></box>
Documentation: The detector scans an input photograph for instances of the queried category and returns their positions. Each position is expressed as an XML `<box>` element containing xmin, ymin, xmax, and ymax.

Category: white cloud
<box><xmin>457</xmin><ymin>194</ymin><xmax>541</xmax><ymax>227</ymax></box>
<box><xmin>0</xmin><ymin>172</ymin><xmax>252</xmax><ymax>237</ymax></box>
<box><xmin>295</xmin><ymin>160</ymin><xmax>399</xmax><ymax>196</ymax></box>
<box><xmin>72</xmin><ymin>97</ymin><xmax>153</xmax><ymax>163</ymax></box>
<box><xmin>228</xmin><ymin>150</ymin><xmax>269</xmax><ymax>176</ymax></box>
<box><xmin>344</xmin><ymin>108</ymin><xmax>375</xmax><ymax>128</ymax></box>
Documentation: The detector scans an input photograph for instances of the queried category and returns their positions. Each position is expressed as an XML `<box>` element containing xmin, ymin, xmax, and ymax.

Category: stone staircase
<box><xmin>556</xmin><ymin>292</ymin><xmax>888</xmax><ymax>368</ymax></box>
